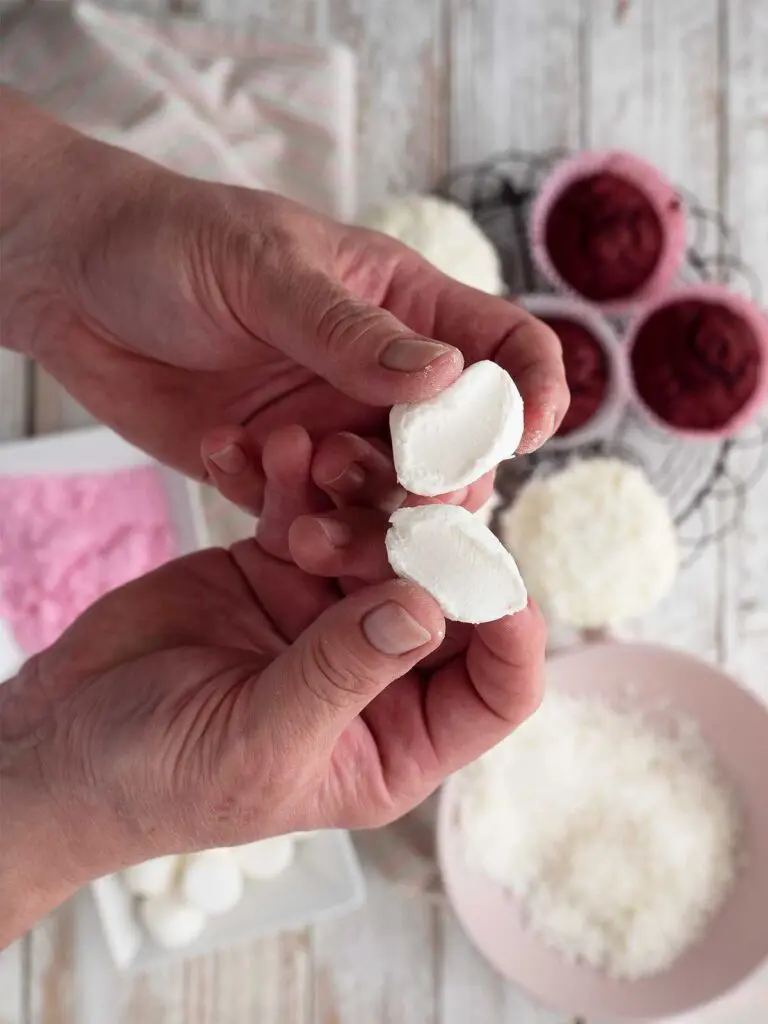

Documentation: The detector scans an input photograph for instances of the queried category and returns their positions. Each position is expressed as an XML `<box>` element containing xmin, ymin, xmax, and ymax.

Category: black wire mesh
<box><xmin>437</xmin><ymin>150</ymin><xmax>768</xmax><ymax>568</ymax></box>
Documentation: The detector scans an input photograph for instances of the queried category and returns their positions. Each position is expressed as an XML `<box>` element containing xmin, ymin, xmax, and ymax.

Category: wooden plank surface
<box><xmin>723</xmin><ymin>0</ymin><xmax>768</xmax><ymax>696</ymax></box>
<box><xmin>587</xmin><ymin>0</ymin><xmax>726</xmax><ymax>667</ymax></box>
<box><xmin>448</xmin><ymin>0</ymin><xmax>585</xmax><ymax>165</ymax></box>
<box><xmin>313</xmin><ymin>843</ymin><xmax>439</xmax><ymax>1024</ymax></box>
<box><xmin>327</xmin><ymin>0</ymin><xmax>447</xmax><ymax>208</ymax></box>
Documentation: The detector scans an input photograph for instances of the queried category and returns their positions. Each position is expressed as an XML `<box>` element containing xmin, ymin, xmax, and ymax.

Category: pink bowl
<box><xmin>530</xmin><ymin>150</ymin><xmax>687</xmax><ymax>314</ymax></box>
<box><xmin>438</xmin><ymin>642</ymin><xmax>768</xmax><ymax>1021</ymax></box>
<box><xmin>625</xmin><ymin>284</ymin><xmax>768</xmax><ymax>440</ymax></box>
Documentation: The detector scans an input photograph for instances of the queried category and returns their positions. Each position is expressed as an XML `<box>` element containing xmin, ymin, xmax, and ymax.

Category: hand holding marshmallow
<box><xmin>201</xmin><ymin>408</ymin><xmax>544</xmax><ymax>799</ymax></box>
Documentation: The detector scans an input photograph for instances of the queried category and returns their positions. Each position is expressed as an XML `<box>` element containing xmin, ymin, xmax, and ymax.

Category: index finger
<box><xmin>422</xmin><ymin>601</ymin><xmax>547</xmax><ymax>773</ymax></box>
<box><xmin>385</xmin><ymin>259</ymin><xmax>569</xmax><ymax>453</ymax></box>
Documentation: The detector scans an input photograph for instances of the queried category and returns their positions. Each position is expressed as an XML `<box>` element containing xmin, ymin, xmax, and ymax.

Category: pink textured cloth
<box><xmin>0</xmin><ymin>466</ymin><xmax>176</xmax><ymax>654</ymax></box>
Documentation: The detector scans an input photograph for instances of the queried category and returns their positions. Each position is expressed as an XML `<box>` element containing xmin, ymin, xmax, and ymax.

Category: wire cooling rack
<box><xmin>438</xmin><ymin>150</ymin><xmax>768</xmax><ymax>567</ymax></box>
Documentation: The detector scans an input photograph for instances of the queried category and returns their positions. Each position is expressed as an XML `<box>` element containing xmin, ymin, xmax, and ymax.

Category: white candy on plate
<box><xmin>386</xmin><ymin>505</ymin><xmax>527</xmax><ymax>623</ymax></box>
<box><xmin>140</xmin><ymin>893</ymin><xmax>206</xmax><ymax>949</ymax></box>
<box><xmin>180</xmin><ymin>849</ymin><xmax>245</xmax><ymax>915</ymax></box>
<box><xmin>122</xmin><ymin>855</ymin><xmax>180</xmax><ymax>898</ymax></box>
<box><xmin>232</xmin><ymin>837</ymin><xmax>296</xmax><ymax>880</ymax></box>
<box><xmin>390</xmin><ymin>360</ymin><xmax>523</xmax><ymax>496</ymax></box>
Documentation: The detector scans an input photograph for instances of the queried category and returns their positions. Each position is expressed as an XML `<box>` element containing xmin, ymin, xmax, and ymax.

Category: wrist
<box><xmin>0</xmin><ymin>764</ymin><xmax>80</xmax><ymax>945</ymax></box>
<box><xmin>0</xmin><ymin>661</ymin><xmax>114</xmax><ymax>943</ymax></box>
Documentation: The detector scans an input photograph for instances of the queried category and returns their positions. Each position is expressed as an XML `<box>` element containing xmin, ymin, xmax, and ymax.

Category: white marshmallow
<box><xmin>386</xmin><ymin>505</ymin><xmax>527</xmax><ymax>623</ymax></box>
<box><xmin>232</xmin><ymin>837</ymin><xmax>295</xmax><ymax>880</ymax></box>
<box><xmin>179</xmin><ymin>850</ymin><xmax>245</xmax><ymax>915</ymax></box>
<box><xmin>390</xmin><ymin>361</ymin><xmax>523</xmax><ymax>496</ymax></box>
<box><xmin>122</xmin><ymin>855</ymin><xmax>180</xmax><ymax>898</ymax></box>
<box><xmin>140</xmin><ymin>892</ymin><xmax>206</xmax><ymax>949</ymax></box>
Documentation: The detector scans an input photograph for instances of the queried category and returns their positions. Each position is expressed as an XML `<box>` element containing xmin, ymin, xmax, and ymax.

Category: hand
<box><xmin>1</xmin><ymin>92</ymin><xmax>568</xmax><ymax>490</ymax></box>
<box><xmin>0</xmin><ymin>426</ymin><xmax>545</xmax><ymax>942</ymax></box>
<box><xmin>205</xmin><ymin>423</ymin><xmax>516</xmax><ymax>672</ymax></box>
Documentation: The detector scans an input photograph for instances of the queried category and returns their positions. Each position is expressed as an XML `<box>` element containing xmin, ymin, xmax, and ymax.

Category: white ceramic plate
<box><xmin>93</xmin><ymin>831</ymin><xmax>366</xmax><ymax>971</ymax></box>
<box><xmin>438</xmin><ymin>642</ymin><xmax>768</xmax><ymax>1021</ymax></box>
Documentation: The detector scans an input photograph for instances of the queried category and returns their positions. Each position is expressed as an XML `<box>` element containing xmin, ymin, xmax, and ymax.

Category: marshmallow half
<box><xmin>386</xmin><ymin>505</ymin><xmax>527</xmax><ymax>623</ymax></box>
<box><xmin>390</xmin><ymin>360</ymin><xmax>524</xmax><ymax>497</ymax></box>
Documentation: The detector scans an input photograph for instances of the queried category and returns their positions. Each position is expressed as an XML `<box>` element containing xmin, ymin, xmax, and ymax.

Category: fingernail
<box><xmin>323</xmin><ymin>462</ymin><xmax>366</xmax><ymax>491</ymax></box>
<box><xmin>362</xmin><ymin>602</ymin><xmax>432</xmax><ymax>655</ymax></box>
<box><xmin>519</xmin><ymin>407</ymin><xmax>556</xmax><ymax>455</ymax></box>
<box><xmin>376</xmin><ymin>485</ymin><xmax>407</xmax><ymax>513</ymax></box>
<box><xmin>380</xmin><ymin>338</ymin><xmax>455</xmax><ymax>372</ymax></box>
<box><xmin>313</xmin><ymin>517</ymin><xmax>352</xmax><ymax>548</ymax></box>
<box><xmin>208</xmin><ymin>443</ymin><xmax>248</xmax><ymax>475</ymax></box>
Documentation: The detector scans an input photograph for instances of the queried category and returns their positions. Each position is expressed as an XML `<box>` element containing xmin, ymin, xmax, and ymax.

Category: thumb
<box><xmin>259</xmin><ymin>579</ymin><xmax>445</xmax><ymax>738</ymax></box>
<box><xmin>265</xmin><ymin>266</ymin><xmax>464</xmax><ymax>406</ymax></box>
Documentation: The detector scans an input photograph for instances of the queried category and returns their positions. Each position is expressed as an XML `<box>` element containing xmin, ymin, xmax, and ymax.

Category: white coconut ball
<box><xmin>232</xmin><ymin>837</ymin><xmax>296</xmax><ymax>880</ymax></box>
<box><xmin>360</xmin><ymin>194</ymin><xmax>504</xmax><ymax>295</ymax></box>
<box><xmin>501</xmin><ymin>457</ymin><xmax>678</xmax><ymax>628</ymax></box>
<box><xmin>140</xmin><ymin>893</ymin><xmax>206</xmax><ymax>949</ymax></box>
<box><xmin>180</xmin><ymin>849</ymin><xmax>245</xmax><ymax>915</ymax></box>
<box><xmin>122</xmin><ymin>855</ymin><xmax>180</xmax><ymax>898</ymax></box>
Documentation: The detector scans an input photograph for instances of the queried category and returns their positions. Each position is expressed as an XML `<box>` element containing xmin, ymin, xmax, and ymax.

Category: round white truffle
<box><xmin>360</xmin><ymin>194</ymin><xmax>504</xmax><ymax>295</ymax></box>
<box><xmin>179</xmin><ymin>850</ymin><xmax>245</xmax><ymax>915</ymax></box>
<box><xmin>232</xmin><ymin>837</ymin><xmax>296</xmax><ymax>880</ymax></box>
<box><xmin>501</xmin><ymin>457</ymin><xmax>678</xmax><ymax>628</ymax></box>
<box><xmin>122</xmin><ymin>855</ymin><xmax>179</xmax><ymax>898</ymax></box>
<box><xmin>140</xmin><ymin>893</ymin><xmax>206</xmax><ymax>949</ymax></box>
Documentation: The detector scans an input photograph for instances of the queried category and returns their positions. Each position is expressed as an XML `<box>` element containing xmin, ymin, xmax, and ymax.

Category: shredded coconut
<box><xmin>457</xmin><ymin>692</ymin><xmax>741</xmax><ymax>980</ymax></box>
<box><xmin>500</xmin><ymin>457</ymin><xmax>678</xmax><ymax>627</ymax></box>
<box><xmin>0</xmin><ymin>467</ymin><xmax>176</xmax><ymax>653</ymax></box>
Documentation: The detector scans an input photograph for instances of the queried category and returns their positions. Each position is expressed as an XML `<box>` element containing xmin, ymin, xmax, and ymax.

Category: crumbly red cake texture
<box><xmin>0</xmin><ymin>466</ymin><xmax>176</xmax><ymax>653</ymax></box>
<box><xmin>630</xmin><ymin>299</ymin><xmax>762</xmax><ymax>431</ymax></box>
<box><xmin>544</xmin><ymin>317</ymin><xmax>609</xmax><ymax>436</ymax></box>
<box><xmin>545</xmin><ymin>171</ymin><xmax>665</xmax><ymax>301</ymax></box>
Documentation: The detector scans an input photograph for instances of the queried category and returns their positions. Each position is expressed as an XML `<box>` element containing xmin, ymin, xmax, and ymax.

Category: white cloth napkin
<box><xmin>0</xmin><ymin>0</ymin><xmax>356</xmax><ymax>219</ymax></box>
<box><xmin>0</xmin><ymin>0</ymin><xmax>358</xmax><ymax>550</ymax></box>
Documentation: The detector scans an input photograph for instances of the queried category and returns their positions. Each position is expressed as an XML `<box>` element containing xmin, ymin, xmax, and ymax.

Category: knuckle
<box><xmin>316</xmin><ymin>296</ymin><xmax>384</xmax><ymax>358</ymax></box>
<box><xmin>301</xmin><ymin>635</ymin><xmax>375</xmax><ymax>710</ymax></box>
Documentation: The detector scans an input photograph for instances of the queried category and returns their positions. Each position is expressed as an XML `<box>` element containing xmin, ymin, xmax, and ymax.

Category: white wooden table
<box><xmin>1</xmin><ymin>1</ymin><xmax>767</xmax><ymax>1021</ymax></box>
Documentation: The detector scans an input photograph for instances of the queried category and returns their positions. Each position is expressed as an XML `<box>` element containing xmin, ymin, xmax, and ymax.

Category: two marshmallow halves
<box><xmin>386</xmin><ymin>361</ymin><xmax>527</xmax><ymax>624</ymax></box>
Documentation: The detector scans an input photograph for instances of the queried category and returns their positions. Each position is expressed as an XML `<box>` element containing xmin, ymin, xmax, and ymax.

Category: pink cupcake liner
<box><xmin>624</xmin><ymin>283</ymin><xmax>768</xmax><ymax>440</ymax></box>
<box><xmin>518</xmin><ymin>293</ymin><xmax>630</xmax><ymax>449</ymax></box>
<box><xmin>530</xmin><ymin>150</ymin><xmax>687</xmax><ymax>314</ymax></box>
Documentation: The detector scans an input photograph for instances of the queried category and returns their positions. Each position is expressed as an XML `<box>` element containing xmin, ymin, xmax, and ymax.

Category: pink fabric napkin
<box><xmin>0</xmin><ymin>0</ymin><xmax>356</xmax><ymax>219</ymax></box>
